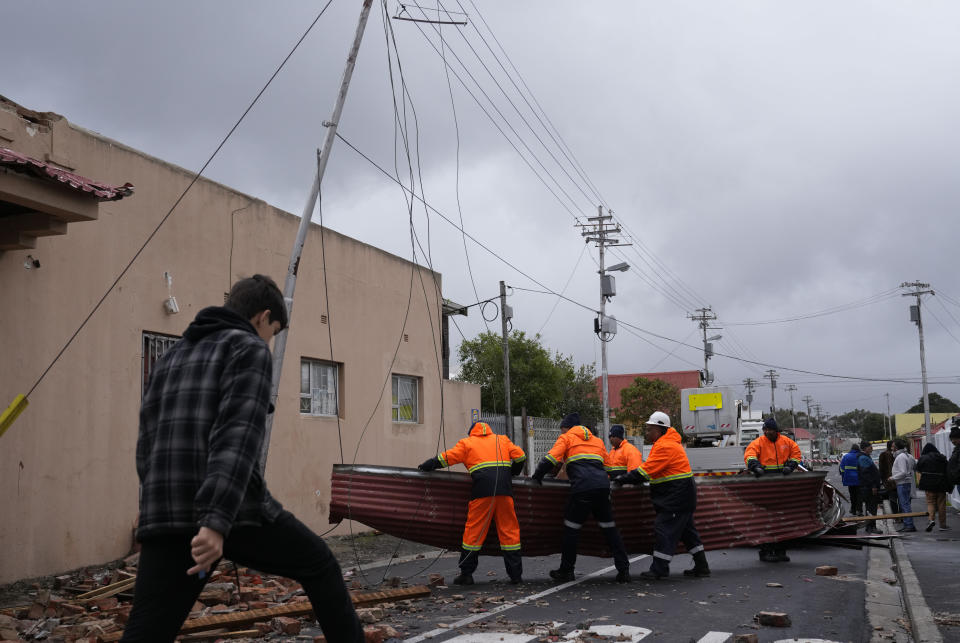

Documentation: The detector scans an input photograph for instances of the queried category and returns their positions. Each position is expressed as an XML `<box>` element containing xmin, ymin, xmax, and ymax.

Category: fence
<box><xmin>480</xmin><ymin>413</ymin><xmax>562</xmax><ymax>472</ymax></box>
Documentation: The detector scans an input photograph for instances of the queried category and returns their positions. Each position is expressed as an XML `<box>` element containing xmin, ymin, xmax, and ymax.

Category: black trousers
<box><xmin>559</xmin><ymin>488</ymin><xmax>629</xmax><ymax>573</ymax></box>
<box><xmin>847</xmin><ymin>485</ymin><xmax>861</xmax><ymax>515</ymax></box>
<box><xmin>650</xmin><ymin>509</ymin><xmax>703</xmax><ymax>576</ymax></box>
<box><xmin>120</xmin><ymin>511</ymin><xmax>363</xmax><ymax>643</ymax></box>
<box><xmin>861</xmin><ymin>488</ymin><xmax>879</xmax><ymax>530</ymax></box>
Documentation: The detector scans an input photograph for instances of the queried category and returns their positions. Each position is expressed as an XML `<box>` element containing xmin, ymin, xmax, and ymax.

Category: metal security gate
<box><xmin>480</xmin><ymin>413</ymin><xmax>562</xmax><ymax>472</ymax></box>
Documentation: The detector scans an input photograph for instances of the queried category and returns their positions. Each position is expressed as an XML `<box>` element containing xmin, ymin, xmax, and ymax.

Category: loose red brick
<box><xmin>733</xmin><ymin>635</ymin><xmax>759</xmax><ymax>643</ymax></box>
<box><xmin>428</xmin><ymin>574</ymin><xmax>445</xmax><ymax>586</ymax></box>
<box><xmin>271</xmin><ymin>616</ymin><xmax>301</xmax><ymax>635</ymax></box>
<box><xmin>93</xmin><ymin>597</ymin><xmax>119</xmax><ymax>611</ymax></box>
<box><xmin>815</xmin><ymin>565</ymin><xmax>838</xmax><ymax>576</ymax></box>
<box><xmin>756</xmin><ymin>611</ymin><xmax>791</xmax><ymax>627</ymax></box>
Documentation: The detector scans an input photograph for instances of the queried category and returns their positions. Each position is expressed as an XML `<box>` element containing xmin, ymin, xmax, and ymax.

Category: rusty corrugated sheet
<box><xmin>330</xmin><ymin>465</ymin><xmax>837</xmax><ymax>557</ymax></box>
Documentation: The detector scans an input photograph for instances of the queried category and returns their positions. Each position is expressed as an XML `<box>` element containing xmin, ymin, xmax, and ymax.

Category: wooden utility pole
<box><xmin>500</xmin><ymin>280</ymin><xmax>513</xmax><ymax>444</ymax></box>
<box><xmin>901</xmin><ymin>281</ymin><xmax>934</xmax><ymax>444</ymax></box>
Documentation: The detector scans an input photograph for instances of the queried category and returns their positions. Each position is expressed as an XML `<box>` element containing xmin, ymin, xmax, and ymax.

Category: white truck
<box><xmin>680</xmin><ymin>386</ymin><xmax>741</xmax><ymax>447</ymax></box>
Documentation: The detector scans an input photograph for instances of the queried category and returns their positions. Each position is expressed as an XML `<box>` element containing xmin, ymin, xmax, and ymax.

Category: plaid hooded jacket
<box><xmin>136</xmin><ymin>306</ymin><xmax>283</xmax><ymax>540</ymax></box>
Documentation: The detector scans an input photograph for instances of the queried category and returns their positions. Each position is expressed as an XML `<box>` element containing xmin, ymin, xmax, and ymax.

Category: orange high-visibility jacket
<box><xmin>744</xmin><ymin>434</ymin><xmax>802</xmax><ymax>471</ymax></box>
<box><xmin>439</xmin><ymin>422</ymin><xmax>526</xmax><ymax>498</ymax></box>
<box><xmin>631</xmin><ymin>427</ymin><xmax>696</xmax><ymax>513</ymax></box>
<box><xmin>544</xmin><ymin>425</ymin><xmax>609</xmax><ymax>492</ymax></box>
<box><xmin>605</xmin><ymin>440</ymin><xmax>643</xmax><ymax>476</ymax></box>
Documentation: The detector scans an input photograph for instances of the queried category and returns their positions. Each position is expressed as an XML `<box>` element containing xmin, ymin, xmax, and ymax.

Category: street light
<box><xmin>607</xmin><ymin>261</ymin><xmax>630</xmax><ymax>272</ymax></box>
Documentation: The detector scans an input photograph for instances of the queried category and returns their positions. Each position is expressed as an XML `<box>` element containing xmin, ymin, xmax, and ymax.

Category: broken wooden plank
<box><xmin>75</xmin><ymin>576</ymin><xmax>136</xmax><ymax>601</ymax></box>
<box><xmin>100</xmin><ymin>585</ymin><xmax>432</xmax><ymax>641</ymax></box>
<box><xmin>841</xmin><ymin>511</ymin><xmax>927</xmax><ymax>523</ymax></box>
<box><xmin>180</xmin><ymin>628</ymin><xmax>259</xmax><ymax>641</ymax></box>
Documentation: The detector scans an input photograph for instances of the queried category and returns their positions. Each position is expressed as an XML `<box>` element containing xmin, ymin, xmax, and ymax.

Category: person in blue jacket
<box><xmin>856</xmin><ymin>442</ymin><xmax>883</xmax><ymax>534</ymax></box>
<box><xmin>839</xmin><ymin>443</ymin><xmax>862</xmax><ymax>516</ymax></box>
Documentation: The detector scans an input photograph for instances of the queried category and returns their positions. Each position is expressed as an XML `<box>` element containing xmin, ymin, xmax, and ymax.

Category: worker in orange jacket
<box><xmin>532</xmin><ymin>413</ymin><xmax>630</xmax><ymax>583</ymax></box>
<box><xmin>418</xmin><ymin>422</ymin><xmax>526</xmax><ymax>585</ymax></box>
<box><xmin>604</xmin><ymin>424</ymin><xmax>643</xmax><ymax>478</ymax></box>
<box><xmin>743</xmin><ymin>416</ymin><xmax>803</xmax><ymax>562</ymax></box>
<box><xmin>617</xmin><ymin>412</ymin><xmax>709</xmax><ymax>579</ymax></box>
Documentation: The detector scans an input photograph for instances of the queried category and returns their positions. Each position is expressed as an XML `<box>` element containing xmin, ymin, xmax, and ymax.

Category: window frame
<box><xmin>141</xmin><ymin>331</ymin><xmax>180</xmax><ymax>398</ymax></box>
<box><xmin>391</xmin><ymin>374</ymin><xmax>420</xmax><ymax>424</ymax></box>
<box><xmin>300</xmin><ymin>358</ymin><xmax>342</xmax><ymax>418</ymax></box>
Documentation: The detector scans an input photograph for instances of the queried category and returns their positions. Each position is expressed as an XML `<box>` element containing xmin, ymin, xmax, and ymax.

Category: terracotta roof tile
<box><xmin>0</xmin><ymin>147</ymin><xmax>133</xmax><ymax>201</ymax></box>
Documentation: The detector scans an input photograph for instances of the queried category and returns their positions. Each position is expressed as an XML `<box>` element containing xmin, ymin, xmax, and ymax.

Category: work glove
<box><xmin>781</xmin><ymin>466</ymin><xmax>792</xmax><ymax>475</ymax></box>
<box><xmin>530</xmin><ymin>474</ymin><xmax>544</xmax><ymax>486</ymax></box>
<box><xmin>418</xmin><ymin>457</ymin><xmax>440</xmax><ymax>472</ymax></box>
<box><xmin>750</xmin><ymin>464</ymin><xmax>765</xmax><ymax>478</ymax></box>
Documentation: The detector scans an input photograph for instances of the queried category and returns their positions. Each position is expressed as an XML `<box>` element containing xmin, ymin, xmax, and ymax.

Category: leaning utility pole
<box><xmin>901</xmin><ymin>281</ymin><xmax>934</xmax><ymax>444</ymax></box>
<box><xmin>763</xmin><ymin>369</ymin><xmax>778</xmax><ymax>417</ymax></box>
<box><xmin>499</xmin><ymin>280</ymin><xmax>513</xmax><ymax>444</ymax></box>
<box><xmin>262</xmin><ymin>0</ymin><xmax>374</xmax><ymax>469</ymax></box>
<box><xmin>743</xmin><ymin>378</ymin><xmax>758</xmax><ymax>418</ymax></box>
<box><xmin>579</xmin><ymin>206</ymin><xmax>630</xmax><ymax>445</ymax></box>
<box><xmin>688</xmin><ymin>307</ymin><xmax>719</xmax><ymax>385</ymax></box>
<box><xmin>785</xmin><ymin>384</ymin><xmax>797</xmax><ymax>429</ymax></box>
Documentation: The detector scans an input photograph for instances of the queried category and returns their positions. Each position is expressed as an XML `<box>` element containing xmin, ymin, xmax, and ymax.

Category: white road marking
<box><xmin>771</xmin><ymin>640</ymin><xmax>844</xmax><ymax>643</ymax></box>
<box><xmin>565</xmin><ymin>625</ymin><xmax>651</xmax><ymax>641</ymax></box>
<box><xmin>696</xmin><ymin>632</ymin><xmax>731</xmax><ymax>643</ymax></box>
<box><xmin>438</xmin><ymin>635</ymin><xmax>534</xmax><ymax>643</ymax></box>
<box><xmin>402</xmin><ymin>555</ymin><xmax>649</xmax><ymax>642</ymax></box>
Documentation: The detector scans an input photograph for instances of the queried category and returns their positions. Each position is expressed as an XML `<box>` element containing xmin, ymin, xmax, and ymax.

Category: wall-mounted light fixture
<box><xmin>23</xmin><ymin>255</ymin><xmax>41</xmax><ymax>270</ymax></box>
<box><xmin>163</xmin><ymin>271</ymin><xmax>179</xmax><ymax>315</ymax></box>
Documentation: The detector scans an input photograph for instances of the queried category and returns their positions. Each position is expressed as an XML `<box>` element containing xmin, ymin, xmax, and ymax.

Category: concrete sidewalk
<box><xmin>881</xmin><ymin>494</ymin><xmax>960</xmax><ymax>642</ymax></box>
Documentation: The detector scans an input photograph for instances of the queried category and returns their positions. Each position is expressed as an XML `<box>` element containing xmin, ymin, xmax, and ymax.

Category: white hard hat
<box><xmin>646</xmin><ymin>411</ymin><xmax>670</xmax><ymax>427</ymax></box>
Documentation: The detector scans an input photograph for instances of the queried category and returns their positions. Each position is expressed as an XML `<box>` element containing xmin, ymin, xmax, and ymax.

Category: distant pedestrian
<box><xmin>617</xmin><ymin>412</ymin><xmax>709</xmax><ymax>580</ymax></box>
<box><xmin>856</xmin><ymin>442</ymin><xmax>882</xmax><ymax>534</ymax></box>
<box><xmin>839</xmin><ymin>442</ymin><xmax>862</xmax><ymax>516</ymax></box>
<box><xmin>948</xmin><ymin>427</ymin><xmax>960</xmax><ymax>495</ymax></box>
<box><xmin>532</xmin><ymin>413</ymin><xmax>630</xmax><ymax>583</ymax></box>
<box><xmin>604</xmin><ymin>424</ymin><xmax>643</xmax><ymax>478</ymax></box>
<box><xmin>916</xmin><ymin>442</ymin><xmax>951</xmax><ymax>532</ymax></box>
<box><xmin>889</xmin><ymin>439</ymin><xmax>917</xmax><ymax>533</ymax></box>
<box><xmin>877</xmin><ymin>440</ymin><xmax>900</xmax><ymax>516</ymax></box>
<box><xmin>418</xmin><ymin>421</ymin><xmax>526</xmax><ymax>584</ymax></box>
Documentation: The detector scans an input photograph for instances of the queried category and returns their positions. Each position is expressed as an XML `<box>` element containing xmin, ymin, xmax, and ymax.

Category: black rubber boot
<box><xmin>683</xmin><ymin>551</ymin><xmax>711</xmax><ymax>577</ymax></box>
<box><xmin>549</xmin><ymin>568</ymin><xmax>575</xmax><ymax>582</ymax></box>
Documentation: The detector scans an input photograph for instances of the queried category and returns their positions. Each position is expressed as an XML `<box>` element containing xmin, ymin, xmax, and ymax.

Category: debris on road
<box><xmin>755</xmin><ymin>611</ymin><xmax>792</xmax><ymax>627</ymax></box>
<box><xmin>815</xmin><ymin>565</ymin><xmax>839</xmax><ymax>576</ymax></box>
<box><xmin>0</xmin><ymin>557</ymin><xmax>429</xmax><ymax>642</ymax></box>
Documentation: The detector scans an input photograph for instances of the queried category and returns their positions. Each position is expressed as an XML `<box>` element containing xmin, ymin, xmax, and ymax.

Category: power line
<box><xmin>724</xmin><ymin>289</ymin><xmax>901</xmax><ymax>326</ymax></box>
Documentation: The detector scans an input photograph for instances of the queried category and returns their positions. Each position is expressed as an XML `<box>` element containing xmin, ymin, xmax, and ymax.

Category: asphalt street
<box><xmin>302</xmin><ymin>466</ymin><xmax>958</xmax><ymax>643</ymax></box>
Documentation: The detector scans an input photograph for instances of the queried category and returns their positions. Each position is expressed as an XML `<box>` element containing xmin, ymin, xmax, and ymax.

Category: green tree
<box><xmin>457</xmin><ymin>331</ymin><xmax>598</xmax><ymax>420</ymax></box>
<box><xmin>555</xmin><ymin>359</ymin><xmax>602</xmax><ymax>429</ymax></box>
<box><xmin>905</xmin><ymin>392</ymin><xmax>960</xmax><ymax>414</ymax></box>
<box><xmin>833</xmin><ymin>409</ymin><xmax>887</xmax><ymax>441</ymax></box>
<box><xmin>614</xmin><ymin>377</ymin><xmax>680</xmax><ymax>434</ymax></box>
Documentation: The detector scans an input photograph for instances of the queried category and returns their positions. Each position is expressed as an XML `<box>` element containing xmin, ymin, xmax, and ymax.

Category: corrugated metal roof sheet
<box><xmin>330</xmin><ymin>465</ymin><xmax>838</xmax><ymax>557</ymax></box>
<box><xmin>0</xmin><ymin>147</ymin><xmax>133</xmax><ymax>201</ymax></box>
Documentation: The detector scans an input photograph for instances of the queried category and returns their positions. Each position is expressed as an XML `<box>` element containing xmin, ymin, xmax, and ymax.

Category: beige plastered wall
<box><xmin>0</xmin><ymin>102</ymin><xmax>479</xmax><ymax>584</ymax></box>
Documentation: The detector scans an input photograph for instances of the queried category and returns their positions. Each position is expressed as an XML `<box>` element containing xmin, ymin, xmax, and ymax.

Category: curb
<box><xmin>883</xmin><ymin>506</ymin><xmax>943</xmax><ymax>643</ymax></box>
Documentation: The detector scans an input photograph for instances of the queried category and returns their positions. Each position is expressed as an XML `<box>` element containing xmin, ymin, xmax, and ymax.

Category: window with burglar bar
<box><xmin>301</xmin><ymin>359</ymin><xmax>339</xmax><ymax>416</ymax></box>
<box><xmin>392</xmin><ymin>374</ymin><xmax>419</xmax><ymax>423</ymax></box>
<box><xmin>142</xmin><ymin>331</ymin><xmax>180</xmax><ymax>398</ymax></box>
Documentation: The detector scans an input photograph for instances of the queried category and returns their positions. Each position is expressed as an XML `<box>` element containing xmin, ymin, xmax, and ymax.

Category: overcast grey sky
<box><xmin>5</xmin><ymin>1</ymin><xmax>960</xmax><ymax>421</ymax></box>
